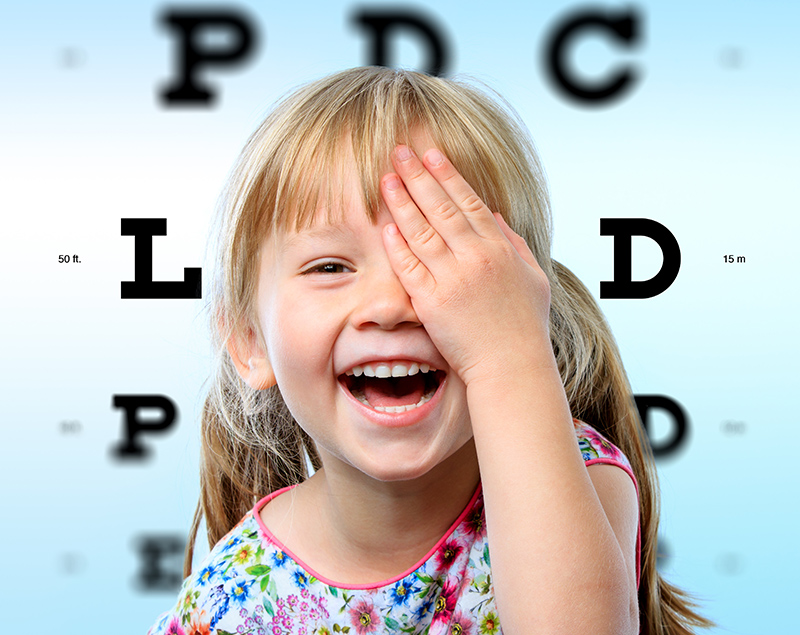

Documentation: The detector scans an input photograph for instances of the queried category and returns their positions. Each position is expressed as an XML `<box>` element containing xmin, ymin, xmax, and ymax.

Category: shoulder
<box><xmin>572</xmin><ymin>418</ymin><xmax>639</xmax><ymax>516</ymax></box>
<box><xmin>147</xmin><ymin>510</ymin><xmax>267</xmax><ymax>635</ymax></box>
<box><xmin>573</xmin><ymin>419</ymin><xmax>641</xmax><ymax>589</ymax></box>
<box><xmin>573</xmin><ymin>418</ymin><xmax>633</xmax><ymax>471</ymax></box>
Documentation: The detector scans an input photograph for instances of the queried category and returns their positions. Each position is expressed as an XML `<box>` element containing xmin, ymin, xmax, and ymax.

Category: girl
<box><xmin>149</xmin><ymin>66</ymin><xmax>712</xmax><ymax>635</ymax></box>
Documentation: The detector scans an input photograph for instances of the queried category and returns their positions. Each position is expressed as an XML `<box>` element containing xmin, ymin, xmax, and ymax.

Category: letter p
<box><xmin>159</xmin><ymin>9</ymin><xmax>257</xmax><ymax>106</ymax></box>
<box><xmin>111</xmin><ymin>395</ymin><xmax>178</xmax><ymax>460</ymax></box>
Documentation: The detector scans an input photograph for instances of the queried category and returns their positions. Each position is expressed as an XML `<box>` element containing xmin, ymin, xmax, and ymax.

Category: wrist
<box><xmin>465</xmin><ymin>352</ymin><xmax>564</xmax><ymax>410</ymax></box>
<box><xmin>462</xmin><ymin>334</ymin><xmax>558</xmax><ymax>393</ymax></box>
<box><xmin>464</xmin><ymin>354</ymin><xmax>574</xmax><ymax>445</ymax></box>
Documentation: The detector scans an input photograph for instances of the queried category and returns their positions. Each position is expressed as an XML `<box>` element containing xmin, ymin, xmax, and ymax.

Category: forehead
<box><xmin>268</xmin><ymin>170</ymin><xmax>376</xmax><ymax>260</ymax></box>
<box><xmin>277</xmin><ymin>219</ymin><xmax>359</xmax><ymax>252</ymax></box>
<box><xmin>288</xmin><ymin>153</ymin><xmax>374</xmax><ymax>234</ymax></box>
<box><xmin>273</xmin><ymin>126</ymin><xmax>437</xmax><ymax>238</ymax></box>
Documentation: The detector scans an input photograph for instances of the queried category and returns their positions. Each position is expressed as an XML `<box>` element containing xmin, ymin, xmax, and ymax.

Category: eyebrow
<box><xmin>278</xmin><ymin>223</ymin><xmax>356</xmax><ymax>253</ymax></box>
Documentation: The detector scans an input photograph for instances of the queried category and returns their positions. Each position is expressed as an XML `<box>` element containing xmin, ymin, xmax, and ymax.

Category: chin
<box><xmin>349</xmin><ymin>436</ymin><xmax>469</xmax><ymax>483</ymax></box>
<box><xmin>361</xmin><ymin>461</ymin><xmax>435</xmax><ymax>483</ymax></box>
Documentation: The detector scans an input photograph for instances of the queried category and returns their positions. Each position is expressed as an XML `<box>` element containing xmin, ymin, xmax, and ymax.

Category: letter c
<box><xmin>544</xmin><ymin>7</ymin><xmax>642</xmax><ymax>104</ymax></box>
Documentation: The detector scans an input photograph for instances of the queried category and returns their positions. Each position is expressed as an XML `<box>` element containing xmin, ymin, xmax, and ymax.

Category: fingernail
<box><xmin>426</xmin><ymin>149</ymin><xmax>444</xmax><ymax>166</ymax></box>
<box><xmin>384</xmin><ymin>174</ymin><xmax>401</xmax><ymax>190</ymax></box>
<box><xmin>395</xmin><ymin>145</ymin><xmax>413</xmax><ymax>161</ymax></box>
<box><xmin>386</xmin><ymin>223</ymin><xmax>400</xmax><ymax>236</ymax></box>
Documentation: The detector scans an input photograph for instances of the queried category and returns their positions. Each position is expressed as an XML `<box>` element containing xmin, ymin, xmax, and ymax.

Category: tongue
<box><xmin>363</xmin><ymin>375</ymin><xmax>426</xmax><ymax>408</ymax></box>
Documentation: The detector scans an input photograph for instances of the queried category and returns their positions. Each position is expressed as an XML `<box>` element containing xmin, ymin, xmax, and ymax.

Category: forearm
<box><xmin>377</xmin><ymin>145</ymin><xmax>637</xmax><ymax>631</ymax></box>
<box><xmin>468</xmin><ymin>359</ymin><xmax>637</xmax><ymax>635</ymax></box>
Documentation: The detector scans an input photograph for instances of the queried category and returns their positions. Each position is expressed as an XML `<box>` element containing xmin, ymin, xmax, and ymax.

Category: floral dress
<box><xmin>148</xmin><ymin>420</ymin><xmax>638</xmax><ymax>635</ymax></box>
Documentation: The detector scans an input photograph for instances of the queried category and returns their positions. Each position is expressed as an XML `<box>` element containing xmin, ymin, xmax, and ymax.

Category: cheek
<box><xmin>264</xmin><ymin>297</ymin><xmax>340</xmax><ymax>441</ymax></box>
<box><xmin>264</xmin><ymin>294</ymin><xmax>334</xmax><ymax>387</ymax></box>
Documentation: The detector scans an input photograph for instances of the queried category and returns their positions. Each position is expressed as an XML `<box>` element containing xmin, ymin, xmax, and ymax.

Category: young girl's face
<box><xmin>252</xmin><ymin>139</ymin><xmax>475</xmax><ymax>482</ymax></box>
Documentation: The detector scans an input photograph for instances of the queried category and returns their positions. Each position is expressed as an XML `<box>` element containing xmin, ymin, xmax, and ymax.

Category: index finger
<box><xmin>420</xmin><ymin>148</ymin><xmax>503</xmax><ymax>240</ymax></box>
<box><xmin>388</xmin><ymin>145</ymin><xmax>477</xmax><ymax>243</ymax></box>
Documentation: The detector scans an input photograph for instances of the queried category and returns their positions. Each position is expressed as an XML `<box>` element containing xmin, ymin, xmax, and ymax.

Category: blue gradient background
<box><xmin>1</xmin><ymin>1</ymin><xmax>797</xmax><ymax>633</ymax></box>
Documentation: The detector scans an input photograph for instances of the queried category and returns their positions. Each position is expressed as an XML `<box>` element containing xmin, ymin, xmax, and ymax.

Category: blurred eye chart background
<box><xmin>1</xmin><ymin>1</ymin><xmax>797</xmax><ymax>633</ymax></box>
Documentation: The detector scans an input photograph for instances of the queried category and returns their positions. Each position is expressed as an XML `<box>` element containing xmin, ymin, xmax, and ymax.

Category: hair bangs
<box><xmin>273</xmin><ymin>72</ymin><xmax>424</xmax><ymax>234</ymax></box>
<box><xmin>259</xmin><ymin>67</ymin><xmax>517</xmax><ymax>236</ymax></box>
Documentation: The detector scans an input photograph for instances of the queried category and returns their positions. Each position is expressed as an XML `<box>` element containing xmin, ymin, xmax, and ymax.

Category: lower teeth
<box><xmin>351</xmin><ymin>387</ymin><xmax>436</xmax><ymax>413</ymax></box>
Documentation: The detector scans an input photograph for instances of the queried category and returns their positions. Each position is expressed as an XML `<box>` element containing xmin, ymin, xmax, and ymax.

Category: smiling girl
<box><xmin>148</xmin><ymin>66</ymin><xmax>711</xmax><ymax>635</ymax></box>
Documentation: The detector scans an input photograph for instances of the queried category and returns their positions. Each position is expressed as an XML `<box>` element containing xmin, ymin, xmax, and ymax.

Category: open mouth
<box><xmin>339</xmin><ymin>362</ymin><xmax>446</xmax><ymax>413</ymax></box>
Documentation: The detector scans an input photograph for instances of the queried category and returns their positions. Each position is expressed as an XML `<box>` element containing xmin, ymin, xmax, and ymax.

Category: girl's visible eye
<box><xmin>302</xmin><ymin>261</ymin><xmax>351</xmax><ymax>275</ymax></box>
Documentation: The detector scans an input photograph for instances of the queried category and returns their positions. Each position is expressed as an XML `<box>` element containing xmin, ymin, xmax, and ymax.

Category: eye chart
<box><xmin>1</xmin><ymin>2</ymin><xmax>796</xmax><ymax>632</ymax></box>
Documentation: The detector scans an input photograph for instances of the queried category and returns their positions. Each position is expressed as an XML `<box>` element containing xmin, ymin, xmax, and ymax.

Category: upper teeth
<box><xmin>345</xmin><ymin>362</ymin><xmax>433</xmax><ymax>377</ymax></box>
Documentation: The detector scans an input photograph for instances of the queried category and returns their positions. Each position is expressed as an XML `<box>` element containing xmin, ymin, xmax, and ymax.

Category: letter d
<box><xmin>600</xmin><ymin>218</ymin><xmax>680</xmax><ymax>299</ymax></box>
<box><xmin>353</xmin><ymin>9</ymin><xmax>450</xmax><ymax>76</ymax></box>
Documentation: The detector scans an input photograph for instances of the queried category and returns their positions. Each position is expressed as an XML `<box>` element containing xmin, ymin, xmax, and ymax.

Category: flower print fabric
<box><xmin>148</xmin><ymin>420</ymin><xmax>637</xmax><ymax>635</ymax></box>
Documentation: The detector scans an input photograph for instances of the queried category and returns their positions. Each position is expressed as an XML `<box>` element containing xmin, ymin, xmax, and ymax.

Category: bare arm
<box><xmin>381</xmin><ymin>144</ymin><xmax>639</xmax><ymax>634</ymax></box>
<box><xmin>468</xmin><ymin>367</ymin><xmax>639</xmax><ymax>634</ymax></box>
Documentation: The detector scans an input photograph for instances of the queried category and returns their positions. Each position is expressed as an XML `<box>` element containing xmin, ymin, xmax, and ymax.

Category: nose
<box><xmin>351</xmin><ymin>265</ymin><xmax>421</xmax><ymax>331</ymax></box>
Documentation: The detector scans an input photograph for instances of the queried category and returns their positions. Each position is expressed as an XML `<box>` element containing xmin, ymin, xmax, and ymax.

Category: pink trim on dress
<box><xmin>252</xmin><ymin>455</ymin><xmax>642</xmax><ymax>590</ymax></box>
<box><xmin>252</xmin><ymin>482</ymin><xmax>484</xmax><ymax>590</ymax></box>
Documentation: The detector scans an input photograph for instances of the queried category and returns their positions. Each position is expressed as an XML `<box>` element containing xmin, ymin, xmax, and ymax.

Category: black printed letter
<box><xmin>133</xmin><ymin>535</ymin><xmax>185</xmax><ymax>591</ymax></box>
<box><xmin>111</xmin><ymin>395</ymin><xmax>178</xmax><ymax>460</ymax></box>
<box><xmin>353</xmin><ymin>9</ymin><xmax>450</xmax><ymax>76</ymax></box>
<box><xmin>600</xmin><ymin>218</ymin><xmax>680</xmax><ymax>299</ymax></box>
<box><xmin>159</xmin><ymin>9</ymin><xmax>257</xmax><ymax>106</ymax></box>
<box><xmin>544</xmin><ymin>7</ymin><xmax>642</xmax><ymax>104</ymax></box>
<box><xmin>121</xmin><ymin>218</ymin><xmax>201</xmax><ymax>299</ymax></box>
<box><xmin>635</xmin><ymin>394</ymin><xmax>689</xmax><ymax>458</ymax></box>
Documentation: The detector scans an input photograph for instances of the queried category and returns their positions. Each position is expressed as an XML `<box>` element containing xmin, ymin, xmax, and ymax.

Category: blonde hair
<box><xmin>187</xmin><ymin>66</ymin><xmax>712</xmax><ymax>634</ymax></box>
